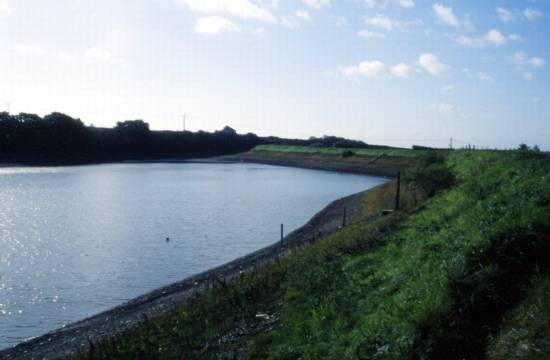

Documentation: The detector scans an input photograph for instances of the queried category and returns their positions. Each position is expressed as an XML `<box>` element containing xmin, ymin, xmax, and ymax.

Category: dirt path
<box><xmin>0</xmin><ymin>182</ymin><xmax>374</xmax><ymax>360</ymax></box>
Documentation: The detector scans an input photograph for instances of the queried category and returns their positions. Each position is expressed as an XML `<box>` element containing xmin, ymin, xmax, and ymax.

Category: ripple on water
<box><xmin>0</xmin><ymin>162</ymin><xmax>387</xmax><ymax>349</ymax></box>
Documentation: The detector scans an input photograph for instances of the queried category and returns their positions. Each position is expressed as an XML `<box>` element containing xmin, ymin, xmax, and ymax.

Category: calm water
<box><xmin>0</xmin><ymin>162</ymin><xmax>386</xmax><ymax>349</ymax></box>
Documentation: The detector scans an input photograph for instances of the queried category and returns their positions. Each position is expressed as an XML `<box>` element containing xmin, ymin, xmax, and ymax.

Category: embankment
<box><xmin>221</xmin><ymin>148</ymin><xmax>416</xmax><ymax>177</ymax></box>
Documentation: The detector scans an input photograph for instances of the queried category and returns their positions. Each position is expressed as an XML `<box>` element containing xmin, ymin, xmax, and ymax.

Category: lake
<box><xmin>0</xmin><ymin>162</ymin><xmax>386</xmax><ymax>349</ymax></box>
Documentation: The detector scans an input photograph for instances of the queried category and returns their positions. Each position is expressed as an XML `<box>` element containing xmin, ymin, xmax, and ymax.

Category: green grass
<box><xmin>250</xmin><ymin>144</ymin><xmax>428</xmax><ymax>158</ymax></box>
<box><xmin>487</xmin><ymin>272</ymin><xmax>550</xmax><ymax>359</ymax></box>
<box><xmin>81</xmin><ymin>149</ymin><xmax>550</xmax><ymax>359</ymax></box>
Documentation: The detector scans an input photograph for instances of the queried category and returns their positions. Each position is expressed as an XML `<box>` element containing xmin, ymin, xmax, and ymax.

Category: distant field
<box><xmin>251</xmin><ymin>144</ymin><xmax>429</xmax><ymax>158</ymax></box>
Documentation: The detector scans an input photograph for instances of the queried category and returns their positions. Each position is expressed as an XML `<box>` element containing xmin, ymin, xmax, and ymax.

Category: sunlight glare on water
<box><xmin>0</xmin><ymin>162</ymin><xmax>387</xmax><ymax>349</ymax></box>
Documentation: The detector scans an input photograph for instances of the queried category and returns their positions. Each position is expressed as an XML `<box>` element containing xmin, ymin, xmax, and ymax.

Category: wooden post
<box><xmin>395</xmin><ymin>171</ymin><xmax>401</xmax><ymax>211</ymax></box>
<box><xmin>280</xmin><ymin>224</ymin><xmax>284</xmax><ymax>246</ymax></box>
<box><xmin>342</xmin><ymin>206</ymin><xmax>347</xmax><ymax>227</ymax></box>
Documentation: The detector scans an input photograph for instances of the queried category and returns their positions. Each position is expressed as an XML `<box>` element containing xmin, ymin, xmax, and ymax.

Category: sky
<box><xmin>0</xmin><ymin>0</ymin><xmax>549</xmax><ymax>149</ymax></box>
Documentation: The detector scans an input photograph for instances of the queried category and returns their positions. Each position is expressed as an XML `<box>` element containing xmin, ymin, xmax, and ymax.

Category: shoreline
<box><xmin>0</xmin><ymin>164</ymin><xmax>389</xmax><ymax>359</ymax></box>
<box><xmin>219</xmin><ymin>152</ymin><xmax>411</xmax><ymax>177</ymax></box>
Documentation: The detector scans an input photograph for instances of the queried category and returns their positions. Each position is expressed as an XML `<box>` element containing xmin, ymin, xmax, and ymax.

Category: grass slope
<box><xmin>81</xmin><ymin>149</ymin><xmax>550</xmax><ymax>359</ymax></box>
<box><xmin>251</xmin><ymin>144</ymin><xmax>427</xmax><ymax>158</ymax></box>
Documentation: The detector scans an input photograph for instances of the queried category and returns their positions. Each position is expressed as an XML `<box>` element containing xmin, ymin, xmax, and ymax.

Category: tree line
<box><xmin>0</xmin><ymin>111</ymin><xmax>390</xmax><ymax>165</ymax></box>
<box><xmin>0</xmin><ymin>112</ymin><xmax>263</xmax><ymax>164</ymax></box>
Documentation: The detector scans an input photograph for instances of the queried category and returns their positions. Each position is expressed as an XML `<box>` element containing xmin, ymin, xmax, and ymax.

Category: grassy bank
<box><xmin>250</xmin><ymin>144</ymin><xmax>427</xmax><ymax>158</ymax></box>
<box><xmin>80</xmin><ymin>147</ymin><xmax>549</xmax><ymax>359</ymax></box>
<box><xmin>229</xmin><ymin>145</ymin><xmax>428</xmax><ymax>177</ymax></box>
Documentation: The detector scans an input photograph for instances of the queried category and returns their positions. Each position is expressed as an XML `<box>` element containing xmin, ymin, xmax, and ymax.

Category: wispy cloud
<box><xmin>431</xmin><ymin>102</ymin><xmax>453</xmax><ymax>114</ymax></box>
<box><xmin>302</xmin><ymin>0</ymin><xmax>329</xmax><ymax>10</ymax></box>
<box><xmin>340</xmin><ymin>60</ymin><xmax>387</xmax><ymax>77</ymax></box>
<box><xmin>178</xmin><ymin>0</ymin><xmax>276</xmax><ymax>23</ymax></box>
<box><xmin>340</xmin><ymin>59</ymin><xmax>414</xmax><ymax>79</ymax></box>
<box><xmin>463</xmin><ymin>69</ymin><xmax>494</xmax><ymax>82</ymax></box>
<box><xmin>365</xmin><ymin>14</ymin><xmax>395</xmax><ymax>31</ymax></box>
<box><xmin>495</xmin><ymin>7</ymin><xmax>543</xmax><ymax>23</ymax></box>
<box><xmin>0</xmin><ymin>0</ymin><xmax>10</xmax><ymax>16</ymax></box>
<box><xmin>457</xmin><ymin>29</ymin><xmax>520</xmax><ymax>48</ymax></box>
<box><xmin>418</xmin><ymin>53</ymin><xmax>445</xmax><ymax>75</ymax></box>
<box><xmin>364</xmin><ymin>0</ymin><xmax>414</xmax><ymax>9</ymax></box>
<box><xmin>390</xmin><ymin>63</ymin><xmax>413</xmax><ymax>78</ymax></box>
<box><xmin>295</xmin><ymin>10</ymin><xmax>311</xmax><ymax>22</ymax></box>
<box><xmin>496</xmin><ymin>7</ymin><xmax>513</xmax><ymax>23</ymax></box>
<box><xmin>364</xmin><ymin>14</ymin><xmax>422</xmax><ymax>32</ymax></box>
<box><xmin>58</xmin><ymin>52</ymin><xmax>76</xmax><ymax>65</ymax></box>
<box><xmin>512</xmin><ymin>51</ymin><xmax>544</xmax><ymax>80</ymax></box>
<box><xmin>357</xmin><ymin>30</ymin><xmax>386</xmax><ymax>40</ymax></box>
<box><xmin>433</xmin><ymin>4</ymin><xmax>460</xmax><ymax>28</ymax></box>
<box><xmin>85</xmin><ymin>47</ymin><xmax>127</xmax><ymax>67</ymax></box>
<box><xmin>193</xmin><ymin>16</ymin><xmax>240</xmax><ymax>34</ymax></box>
<box><xmin>524</xmin><ymin>8</ymin><xmax>542</xmax><ymax>22</ymax></box>
<box><xmin>14</xmin><ymin>44</ymin><xmax>45</xmax><ymax>54</ymax></box>
<box><xmin>398</xmin><ymin>0</ymin><xmax>414</xmax><ymax>9</ymax></box>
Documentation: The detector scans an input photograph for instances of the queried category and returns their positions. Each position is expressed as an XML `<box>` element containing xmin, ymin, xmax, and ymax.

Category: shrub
<box><xmin>342</xmin><ymin>150</ymin><xmax>355</xmax><ymax>158</ymax></box>
<box><xmin>407</xmin><ymin>152</ymin><xmax>455</xmax><ymax>197</ymax></box>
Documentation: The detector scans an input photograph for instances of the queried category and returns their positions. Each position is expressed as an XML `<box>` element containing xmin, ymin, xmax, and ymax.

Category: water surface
<box><xmin>0</xmin><ymin>162</ymin><xmax>386</xmax><ymax>349</ymax></box>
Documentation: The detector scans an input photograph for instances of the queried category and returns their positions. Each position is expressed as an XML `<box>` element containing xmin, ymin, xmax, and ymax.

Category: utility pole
<box><xmin>182</xmin><ymin>115</ymin><xmax>186</xmax><ymax>132</ymax></box>
<box><xmin>395</xmin><ymin>172</ymin><xmax>401</xmax><ymax>211</ymax></box>
<box><xmin>449</xmin><ymin>137</ymin><xmax>453</xmax><ymax>150</ymax></box>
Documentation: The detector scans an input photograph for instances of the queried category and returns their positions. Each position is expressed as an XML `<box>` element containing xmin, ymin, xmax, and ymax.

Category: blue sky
<box><xmin>0</xmin><ymin>0</ymin><xmax>548</xmax><ymax>149</ymax></box>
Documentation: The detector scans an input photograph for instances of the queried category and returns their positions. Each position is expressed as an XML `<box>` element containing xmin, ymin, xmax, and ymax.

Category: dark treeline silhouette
<box><xmin>0</xmin><ymin>111</ymin><xmax>392</xmax><ymax>165</ymax></box>
<box><xmin>0</xmin><ymin>112</ymin><xmax>263</xmax><ymax>164</ymax></box>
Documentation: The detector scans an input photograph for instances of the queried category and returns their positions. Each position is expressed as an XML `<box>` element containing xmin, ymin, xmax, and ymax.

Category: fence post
<box><xmin>280</xmin><ymin>224</ymin><xmax>284</xmax><ymax>246</ymax></box>
<box><xmin>395</xmin><ymin>171</ymin><xmax>401</xmax><ymax>211</ymax></box>
<box><xmin>342</xmin><ymin>206</ymin><xmax>347</xmax><ymax>227</ymax></box>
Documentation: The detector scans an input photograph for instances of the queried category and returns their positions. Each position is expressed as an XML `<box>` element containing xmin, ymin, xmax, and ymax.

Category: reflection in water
<box><xmin>0</xmin><ymin>163</ymin><xmax>387</xmax><ymax>349</ymax></box>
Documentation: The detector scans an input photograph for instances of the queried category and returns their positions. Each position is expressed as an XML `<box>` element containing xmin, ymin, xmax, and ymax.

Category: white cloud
<box><xmin>390</xmin><ymin>63</ymin><xmax>413</xmax><ymax>78</ymax></box>
<box><xmin>358</xmin><ymin>30</ymin><xmax>386</xmax><ymax>39</ymax></box>
<box><xmin>513</xmin><ymin>52</ymin><xmax>544</xmax><ymax>68</ymax></box>
<box><xmin>340</xmin><ymin>59</ymin><xmax>414</xmax><ymax>79</ymax></box>
<box><xmin>14</xmin><ymin>45</ymin><xmax>45</xmax><ymax>55</ymax></box>
<box><xmin>194</xmin><ymin>16</ymin><xmax>240</xmax><ymax>34</ymax></box>
<box><xmin>496</xmin><ymin>7</ymin><xmax>513</xmax><ymax>23</ymax></box>
<box><xmin>341</xmin><ymin>60</ymin><xmax>387</xmax><ymax>77</ymax></box>
<box><xmin>524</xmin><ymin>8</ymin><xmax>542</xmax><ymax>22</ymax></box>
<box><xmin>433</xmin><ymin>4</ymin><xmax>460</xmax><ymax>28</ymax></box>
<box><xmin>512</xmin><ymin>51</ymin><xmax>544</xmax><ymax>79</ymax></box>
<box><xmin>302</xmin><ymin>0</ymin><xmax>329</xmax><ymax>10</ymax></box>
<box><xmin>364</xmin><ymin>0</ymin><xmax>413</xmax><ymax>9</ymax></box>
<box><xmin>178</xmin><ymin>0</ymin><xmax>276</xmax><ymax>23</ymax></box>
<box><xmin>398</xmin><ymin>0</ymin><xmax>414</xmax><ymax>8</ymax></box>
<box><xmin>365</xmin><ymin>14</ymin><xmax>395</xmax><ymax>31</ymax></box>
<box><xmin>364</xmin><ymin>15</ymin><xmax>421</xmax><ymax>32</ymax></box>
<box><xmin>457</xmin><ymin>30</ymin><xmax>517</xmax><ymax>48</ymax></box>
<box><xmin>530</xmin><ymin>57</ymin><xmax>544</xmax><ymax>68</ymax></box>
<box><xmin>296</xmin><ymin>10</ymin><xmax>311</xmax><ymax>22</ymax></box>
<box><xmin>457</xmin><ymin>35</ymin><xmax>483</xmax><ymax>48</ymax></box>
<box><xmin>0</xmin><ymin>0</ymin><xmax>10</xmax><ymax>16</ymax></box>
<box><xmin>418</xmin><ymin>53</ymin><xmax>445</xmax><ymax>75</ymax></box>
<box><xmin>464</xmin><ymin>69</ymin><xmax>493</xmax><ymax>82</ymax></box>
<box><xmin>85</xmin><ymin>47</ymin><xmax>126</xmax><ymax>66</ymax></box>
<box><xmin>485</xmin><ymin>29</ymin><xmax>506</xmax><ymax>45</ymax></box>
<box><xmin>58</xmin><ymin>52</ymin><xmax>76</xmax><ymax>65</ymax></box>
<box><xmin>365</xmin><ymin>0</ymin><xmax>378</xmax><ymax>9</ymax></box>
<box><xmin>281</xmin><ymin>16</ymin><xmax>299</xmax><ymax>29</ymax></box>
<box><xmin>509</xmin><ymin>34</ymin><xmax>522</xmax><ymax>42</ymax></box>
<box><xmin>431</xmin><ymin>102</ymin><xmax>453</xmax><ymax>114</ymax></box>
